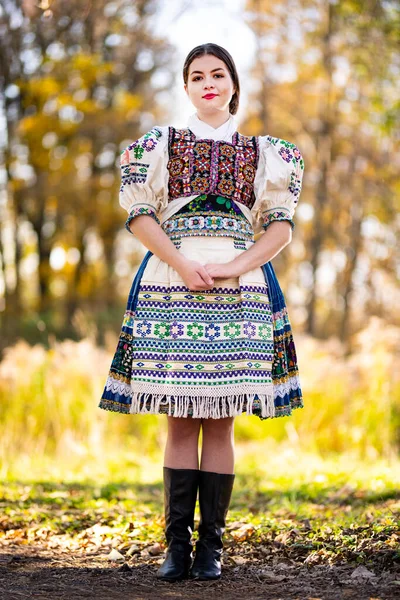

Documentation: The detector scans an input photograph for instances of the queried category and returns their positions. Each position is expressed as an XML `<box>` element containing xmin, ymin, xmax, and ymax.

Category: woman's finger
<box><xmin>198</xmin><ymin>267</ymin><xmax>214</xmax><ymax>286</ymax></box>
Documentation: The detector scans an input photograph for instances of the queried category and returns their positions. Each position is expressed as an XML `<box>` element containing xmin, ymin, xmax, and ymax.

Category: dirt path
<box><xmin>1</xmin><ymin>543</ymin><xmax>398</xmax><ymax>600</ymax></box>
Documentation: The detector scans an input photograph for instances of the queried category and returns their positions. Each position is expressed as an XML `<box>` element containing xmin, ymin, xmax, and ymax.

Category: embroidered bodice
<box><xmin>119</xmin><ymin>112</ymin><xmax>305</xmax><ymax>237</ymax></box>
<box><xmin>167</xmin><ymin>127</ymin><xmax>259</xmax><ymax>210</ymax></box>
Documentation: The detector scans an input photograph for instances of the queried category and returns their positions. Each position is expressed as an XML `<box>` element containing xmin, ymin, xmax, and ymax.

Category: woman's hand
<box><xmin>203</xmin><ymin>261</ymin><xmax>242</xmax><ymax>279</ymax></box>
<box><xmin>176</xmin><ymin>259</ymin><xmax>215</xmax><ymax>291</ymax></box>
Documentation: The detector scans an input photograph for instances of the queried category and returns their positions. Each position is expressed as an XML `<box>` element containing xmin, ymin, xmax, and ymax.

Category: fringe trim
<box><xmin>129</xmin><ymin>392</ymin><xmax>276</xmax><ymax>419</ymax></box>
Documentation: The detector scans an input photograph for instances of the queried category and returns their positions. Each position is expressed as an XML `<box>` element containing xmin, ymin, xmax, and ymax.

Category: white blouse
<box><xmin>119</xmin><ymin>112</ymin><xmax>304</xmax><ymax>235</ymax></box>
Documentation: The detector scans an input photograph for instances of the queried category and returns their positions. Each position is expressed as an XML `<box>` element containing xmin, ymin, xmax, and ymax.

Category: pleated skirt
<box><xmin>98</xmin><ymin>235</ymin><xmax>303</xmax><ymax>420</ymax></box>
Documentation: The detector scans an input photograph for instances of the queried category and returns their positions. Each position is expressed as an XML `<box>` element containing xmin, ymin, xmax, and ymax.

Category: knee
<box><xmin>167</xmin><ymin>417</ymin><xmax>201</xmax><ymax>445</ymax></box>
<box><xmin>202</xmin><ymin>417</ymin><xmax>235</xmax><ymax>442</ymax></box>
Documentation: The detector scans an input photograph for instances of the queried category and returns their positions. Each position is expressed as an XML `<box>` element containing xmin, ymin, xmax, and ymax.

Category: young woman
<box><xmin>99</xmin><ymin>43</ymin><xmax>305</xmax><ymax>582</ymax></box>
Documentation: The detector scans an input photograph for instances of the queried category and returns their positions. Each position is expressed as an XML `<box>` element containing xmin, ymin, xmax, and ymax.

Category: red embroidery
<box><xmin>167</xmin><ymin>127</ymin><xmax>259</xmax><ymax>210</ymax></box>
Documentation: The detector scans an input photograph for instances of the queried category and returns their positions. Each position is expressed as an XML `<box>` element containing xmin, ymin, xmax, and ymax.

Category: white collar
<box><xmin>186</xmin><ymin>112</ymin><xmax>238</xmax><ymax>142</ymax></box>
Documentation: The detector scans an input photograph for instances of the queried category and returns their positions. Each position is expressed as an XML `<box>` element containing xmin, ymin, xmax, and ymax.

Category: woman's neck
<box><xmin>195</xmin><ymin>110</ymin><xmax>231</xmax><ymax>130</ymax></box>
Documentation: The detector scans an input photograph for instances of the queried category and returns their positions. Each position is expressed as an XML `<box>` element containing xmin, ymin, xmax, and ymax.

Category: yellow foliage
<box><xmin>0</xmin><ymin>316</ymin><xmax>399</xmax><ymax>477</ymax></box>
<box><xmin>114</xmin><ymin>89</ymin><xmax>143</xmax><ymax>114</ymax></box>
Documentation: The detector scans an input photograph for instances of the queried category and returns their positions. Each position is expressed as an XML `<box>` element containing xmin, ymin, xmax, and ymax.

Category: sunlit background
<box><xmin>0</xmin><ymin>0</ymin><xmax>399</xmax><ymax>484</ymax></box>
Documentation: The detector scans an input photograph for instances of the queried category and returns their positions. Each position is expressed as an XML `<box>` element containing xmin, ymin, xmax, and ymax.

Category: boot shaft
<box><xmin>163</xmin><ymin>466</ymin><xmax>200</xmax><ymax>546</ymax></box>
<box><xmin>197</xmin><ymin>470</ymin><xmax>235</xmax><ymax>542</ymax></box>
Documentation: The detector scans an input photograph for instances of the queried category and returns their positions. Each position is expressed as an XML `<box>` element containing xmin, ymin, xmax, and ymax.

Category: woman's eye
<box><xmin>191</xmin><ymin>74</ymin><xmax>224</xmax><ymax>81</ymax></box>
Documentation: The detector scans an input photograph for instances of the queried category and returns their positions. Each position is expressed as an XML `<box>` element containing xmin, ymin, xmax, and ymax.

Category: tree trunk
<box><xmin>305</xmin><ymin>3</ymin><xmax>334</xmax><ymax>336</ymax></box>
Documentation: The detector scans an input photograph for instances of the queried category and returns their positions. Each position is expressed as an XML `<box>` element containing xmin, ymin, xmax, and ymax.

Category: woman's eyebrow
<box><xmin>189</xmin><ymin>68</ymin><xmax>225</xmax><ymax>76</ymax></box>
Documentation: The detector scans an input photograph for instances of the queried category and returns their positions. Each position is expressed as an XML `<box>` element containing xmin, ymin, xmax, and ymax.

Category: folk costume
<box><xmin>99</xmin><ymin>112</ymin><xmax>305</xmax><ymax>421</ymax></box>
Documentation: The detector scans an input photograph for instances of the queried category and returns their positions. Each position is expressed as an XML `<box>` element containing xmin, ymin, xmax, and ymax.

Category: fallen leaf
<box><xmin>230</xmin><ymin>524</ymin><xmax>255</xmax><ymax>542</ymax></box>
<box><xmin>126</xmin><ymin>544</ymin><xmax>140</xmax><ymax>557</ymax></box>
<box><xmin>148</xmin><ymin>542</ymin><xmax>164</xmax><ymax>556</ymax></box>
<box><xmin>274</xmin><ymin>532</ymin><xmax>292</xmax><ymax>544</ymax></box>
<box><xmin>107</xmin><ymin>549</ymin><xmax>125</xmax><ymax>561</ymax></box>
<box><xmin>226</xmin><ymin>521</ymin><xmax>249</xmax><ymax>531</ymax></box>
<box><xmin>231</xmin><ymin>555</ymin><xmax>248</xmax><ymax>565</ymax></box>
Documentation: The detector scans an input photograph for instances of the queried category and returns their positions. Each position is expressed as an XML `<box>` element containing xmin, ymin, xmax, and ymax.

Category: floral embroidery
<box><xmin>244</xmin><ymin>322</ymin><xmax>256</xmax><ymax>338</ymax></box>
<box><xmin>289</xmin><ymin>171</ymin><xmax>302</xmax><ymax>199</ymax></box>
<box><xmin>278</xmin><ymin>146</ymin><xmax>294</xmax><ymax>163</ymax></box>
<box><xmin>263</xmin><ymin>210</ymin><xmax>295</xmax><ymax>232</ymax></box>
<box><xmin>258</xmin><ymin>323</ymin><xmax>273</xmax><ymax>340</ymax></box>
<box><xmin>266</xmin><ymin>136</ymin><xmax>304</xmax><ymax>171</ymax></box>
<box><xmin>161</xmin><ymin>194</ymin><xmax>254</xmax><ymax>243</ymax></box>
<box><xmin>125</xmin><ymin>206</ymin><xmax>160</xmax><ymax>234</ymax></box>
<box><xmin>154</xmin><ymin>321</ymin><xmax>170</xmax><ymax>339</ymax></box>
<box><xmin>220</xmin><ymin>145</ymin><xmax>235</xmax><ymax>158</ymax></box>
<box><xmin>205</xmin><ymin>323</ymin><xmax>221</xmax><ymax>341</ymax></box>
<box><xmin>216</xmin><ymin>195</ymin><xmax>232</xmax><ymax>209</ymax></box>
<box><xmin>136</xmin><ymin>319</ymin><xmax>151</xmax><ymax>337</ymax></box>
<box><xmin>217</xmin><ymin>178</ymin><xmax>235</xmax><ymax>196</ymax></box>
<box><xmin>223</xmin><ymin>323</ymin><xmax>241</xmax><ymax>339</ymax></box>
<box><xmin>187</xmin><ymin>322</ymin><xmax>204</xmax><ymax>340</ymax></box>
<box><xmin>192</xmin><ymin>173</ymin><xmax>209</xmax><ymax>193</ymax></box>
<box><xmin>142</xmin><ymin>138</ymin><xmax>157</xmax><ymax>152</ymax></box>
<box><xmin>196</xmin><ymin>142</ymin><xmax>211</xmax><ymax>156</ymax></box>
<box><xmin>167</xmin><ymin>127</ymin><xmax>259</xmax><ymax>210</ymax></box>
<box><xmin>122</xmin><ymin>127</ymin><xmax>162</xmax><ymax>162</ymax></box>
<box><xmin>120</xmin><ymin>128</ymin><xmax>163</xmax><ymax>195</ymax></box>
<box><xmin>170</xmin><ymin>321</ymin><xmax>184</xmax><ymax>339</ymax></box>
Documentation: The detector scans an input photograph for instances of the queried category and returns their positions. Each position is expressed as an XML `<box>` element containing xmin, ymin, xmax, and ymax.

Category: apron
<box><xmin>99</xmin><ymin>194</ymin><xmax>303</xmax><ymax>419</ymax></box>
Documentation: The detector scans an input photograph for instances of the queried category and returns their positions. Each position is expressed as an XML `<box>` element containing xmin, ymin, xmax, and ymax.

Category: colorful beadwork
<box><xmin>125</xmin><ymin>206</ymin><xmax>160</xmax><ymax>233</ymax></box>
<box><xmin>167</xmin><ymin>127</ymin><xmax>259</xmax><ymax>210</ymax></box>
<box><xmin>262</xmin><ymin>209</ymin><xmax>295</xmax><ymax>232</ymax></box>
<box><xmin>161</xmin><ymin>194</ymin><xmax>254</xmax><ymax>243</ymax></box>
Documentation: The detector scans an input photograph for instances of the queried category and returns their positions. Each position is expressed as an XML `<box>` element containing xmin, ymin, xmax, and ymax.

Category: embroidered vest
<box><xmin>167</xmin><ymin>127</ymin><xmax>259</xmax><ymax>210</ymax></box>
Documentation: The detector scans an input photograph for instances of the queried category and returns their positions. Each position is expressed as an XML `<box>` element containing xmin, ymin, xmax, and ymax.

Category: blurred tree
<box><xmin>243</xmin><ymin>0</ymin><xmax>400</xmax><ymax>345</ymax></box>
<box><xmin>0</xmin><ymin>0</ymin><xmax>175</xmax><ymax>346</ymax></box>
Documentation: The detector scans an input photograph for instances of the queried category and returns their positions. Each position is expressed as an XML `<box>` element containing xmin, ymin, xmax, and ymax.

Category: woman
<box><xmin>99</xmin><ymin>43</ymin><xmax>305</xmax><ymax>582</ymax></box>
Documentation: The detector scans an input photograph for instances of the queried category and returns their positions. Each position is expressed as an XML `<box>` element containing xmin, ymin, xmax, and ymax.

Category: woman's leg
<box><xmin>158</xmin><ymin>415</ymin><xmax>201</xmax><ymax>581</ymax></box>
<box><xmin>190</xmin><ymin>416</ymin><xmax>236</xmax><ymax>580</ymax></box>
<box><xmin>199</xmin><ymin>417</ymin><xmax>235</xmax><ymax>474</ymax></box>
<box><xmin>164</xmin><ymin>416</ymin><xmax>202</xmax><ymax>470</ymax></box>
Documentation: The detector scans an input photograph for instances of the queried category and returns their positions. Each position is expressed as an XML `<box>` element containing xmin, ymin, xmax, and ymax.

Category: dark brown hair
<box><xmin>183</xmin><ymin>43</ymin><xmax>240</xmax><ymax>115</ymax></box>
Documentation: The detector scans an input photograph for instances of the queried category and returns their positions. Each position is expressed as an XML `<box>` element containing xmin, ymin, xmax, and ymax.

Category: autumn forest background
<box><xmin>0</xmin><ymin>1</ymin><xmax>399</xmax><ymax>596</ymax></box>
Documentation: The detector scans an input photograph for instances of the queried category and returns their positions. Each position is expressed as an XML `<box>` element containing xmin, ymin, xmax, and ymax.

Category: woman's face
<box><xmin>184</xmin><ymin>54</ymin><xmax>235</xmax><ymax>115</ymax></box>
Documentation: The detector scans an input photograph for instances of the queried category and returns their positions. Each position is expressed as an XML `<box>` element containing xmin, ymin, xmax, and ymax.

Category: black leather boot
<box><xmin>189</xmin><ymin>470</ymin><xmax>235</xmax><ymax>580</ymax></box>
<box><xmin>156</xmin><ymin>467</ymin><xmax>199</xmax><ymax>582</ymax></box>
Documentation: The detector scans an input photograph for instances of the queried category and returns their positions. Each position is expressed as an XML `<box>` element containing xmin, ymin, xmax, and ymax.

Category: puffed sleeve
<box><xmin>119</xmin><ymin>126</ymin><xmax>169</xmax><ymax>234</ymax></box>
<box><xmin>252</xmin><ymin>135</ymin><xmax>305</xmax><ymax>234</ymax></box>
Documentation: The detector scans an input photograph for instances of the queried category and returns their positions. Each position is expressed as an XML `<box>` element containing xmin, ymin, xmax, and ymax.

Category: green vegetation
<box><xmin>1</xmin><ymin>452</ymin><xmax>399</xmax><ymax>571</ymax></box>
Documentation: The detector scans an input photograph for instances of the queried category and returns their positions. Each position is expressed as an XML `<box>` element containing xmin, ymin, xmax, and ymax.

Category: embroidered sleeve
<box><xmin>119</xmin><ymin>126</ymin><xmax>168</xmax><ymax>234</ymax></box>
<box><xmin>253</xmin><ymin>136</ymin><xmax>305</xmax><ymax>234</ymax></box>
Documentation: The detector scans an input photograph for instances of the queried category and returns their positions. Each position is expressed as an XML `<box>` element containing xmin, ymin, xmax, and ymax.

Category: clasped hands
<box><xmin>177</xmin><ymin>258</ymin><xmax>243</xmax><ymax>292</ymax></box>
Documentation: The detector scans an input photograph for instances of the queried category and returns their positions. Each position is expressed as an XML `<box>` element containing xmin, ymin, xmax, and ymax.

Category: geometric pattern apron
<box><xmin>99</xmin><ymin>194</ymin><xmax>303</xmax><ymax>419</ymax></box>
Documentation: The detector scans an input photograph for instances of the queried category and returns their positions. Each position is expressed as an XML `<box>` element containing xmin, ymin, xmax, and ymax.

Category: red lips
<box><xmin>203</xmin><ymin>94</ymin><xmax>218</xmax><ymax>99</ymax></box>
